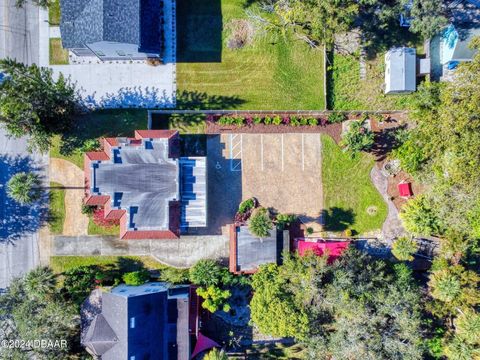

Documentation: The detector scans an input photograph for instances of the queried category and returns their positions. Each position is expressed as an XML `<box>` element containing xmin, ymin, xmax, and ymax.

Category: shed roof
<box><xmin>385</xmin><ymin>47</ymin><xmax>416</xmax><ymax>94</ymax></box>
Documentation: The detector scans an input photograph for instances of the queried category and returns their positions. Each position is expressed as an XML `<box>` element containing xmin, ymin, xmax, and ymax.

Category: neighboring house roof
<box><xmin>82</xmin><ymin>283</ymin><xmax>190</xmax><ymax>360</ymax></box>
<box><xmin>443</xmin><ymin>25</ymin><xmax>480</xmax><ymax>63</ymax></box>
<box><xmin>384</xmin><ymin>47</ymin><xmax>416</xmax><ymax>94</ymax></box>
<box><xmin>297</xmin><ymin>240</ymin><xmax>350</xmax><ymax>263</ymax></box>
<box><xmin>60</xmin><ymin>0</ymin><xmax>163</xmax><ymax>51</ymax></box>
<box><xmin>229</xmin><ymin>225</ymin><xmax>289</xmax><ymax>274</ymax></box>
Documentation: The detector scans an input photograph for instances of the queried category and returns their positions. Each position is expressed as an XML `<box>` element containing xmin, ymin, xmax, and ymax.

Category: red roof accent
<box><xmin>86</xmin><ymin>151</ymin><xmax>110</xmax><ymax>161</ymax></box>
<box><xmin>297</xmin><ymin>240</ymin><xmax>350</xmax><ymax>263</ymax></box>
<box><xmin>104</xmin><ymin>137</ymin><xmax>119</xmax><ymax>146</ymax></box>
<box><xmin>191</xmin><ymin>332</ymin><xmax>220</xmax><ymax>359</ymax></box>
<box><xmin>84</xmin><ymin>195</ymin><xmax>109</xmax><ymax>206</ymax></box>
<box><xmin>134</xmin><ymin>130</ymin><xmax>178</xmax><ymax>140</ymax></box>
<box><xmin>398</xmin><ymin>182</ymin><xmax>413</xmax><ymax>197</ymax></box>
<box><xmin>121</xmin><ymin>230</ymin><xmax>179</xmax><ymax>240</ymax></box>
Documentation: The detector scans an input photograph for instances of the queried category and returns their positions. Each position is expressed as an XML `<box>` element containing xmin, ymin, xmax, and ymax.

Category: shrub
<box><xmin>63</xmin><ymin>265</ymin><xmax>101</xmax><ymax>304</ymax></box>
<box><xmin>81</xmin><ymin>204</ymin><xmax>95</xmax><ymax>215</ymax></box>
<box><xmin>392</xmin><ymin>236</ymin><xmax>418</xmax><ymax>261</ymax></box>
<box><xmin>264</xmin><ymin>116</ymin><xmax>272</xmax><ymax>125</ymax></box>
<box><xmin>283</xmin><ymin>116</ymin><xmax>290</xmax><ymax>125</ymax></box>
<box><xmin>290</xmin><ymin>116</ymin><xmax>300</xmax><ymax>126</ymax></box>
<box><xmin>306</xmin><ymin>227</ymin><xmax>314</xmax><ymax>235</ymax></box>
<box><xmin>253</xmin><ymin>116</ymin><xmax>262</xmax><ymax>124</ymax></box>
<box><xmin>234</xmin><ymin>116</ymin><xmax>245</xmax><ymax>126</ymax></box>
<box><xmin>328</xmin><ymin>112</ymin><xmax>347</xmax><ymax>123</ymax></box>
<box><xmin>122</xmin><ymin>270</ymin><xmax>150</xmax><ymax>286</ymax></box>
<box><xmin>249</xmin><ymin>207</ymin><xmax>273</xmax><ymax>237</ymax></box>
<box><xmin>400</xmin><ymin>195</ymin><xmax>443</xmax><ymax>236</ymax></box>
<box><xmin>159</xmin><ymin>267</ymin><xmax>189</xmax><ymax>284</ymax></box>
<box><xmin>80</xmin><ymin>139</ymin><xmax>100</xmax><ymax>152</ymax></box>
<box><xmin>276</xmin><ymin>213</ymin><xmax>297</xmax><ymax>230</ymax></box>
<box><xmin>197</xmin><ymin>286</ymin><xmax>231</xmax><ymax>313</ymax></box>
<box><xmin>300</xmin><ymin>117</ymin><xmax>308</xmax><ymax>126</ymax></box>
<box><xmin>189</xmin><ymin>259</ymin><xmax>224</xmax><ymax>287</ymax></box>
<box><xmin>341</xmin><ymin>120</ymin><xmax>375</xmax><ymax>153</ymax></box>
<box><xmin>238</xmin><ymin>198</ymin><xmax>256</xmax><ymax>214</ymax></box>
<box><xmin>218</xmin><ymin>116</ymin><xmax>234</xmax><ymax>125</ymax></box>
<box><xmin>308</xmin><ymin>117</ymin><xmax>318</xmax><ymax>126</ymax></box>
<box><xmin>273</xmin><ymin>115</ymin><xmax>282</xmax><ymax>125</ymax></box>
<box><xmin>344</xmin><ymin>229</ymin><xmax>353</xmax><ymax>237</ymax></box>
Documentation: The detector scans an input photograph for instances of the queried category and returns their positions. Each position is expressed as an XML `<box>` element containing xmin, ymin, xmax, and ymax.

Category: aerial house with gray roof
<box><xmin>60</xmin><ymin>0</ymin><xmax>166</xmax><ymax>61</ymax></box>
<box><xmin>84</xmin><ymin>130</ymin><xmax>207</xmax><ymax>240</ymax></box>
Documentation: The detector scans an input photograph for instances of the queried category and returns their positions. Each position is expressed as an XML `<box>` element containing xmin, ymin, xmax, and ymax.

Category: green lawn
<box><xmin>50</xmin><ymin>109</ymin><xmax>148</xmax><ymax>168</ymax></box>
<box><xmin>322</xmin><ymin>135</ymin><xmax>387</xmax><ymax>235</ymax></box>
<box><xmin>49</xmin><ymin>38</ymin><xmax>69</xmax><ymax>65</ymax></box>
<box><xmin>50</xmin><ymin>255</ymin><xmax>168</xmax><ymax>274</ymax></box>
<box><xmin>327</xmin><ymin>53</ymin><xmax>416</xmax><ymax>110</ymax></box>
<box><xmin>176</xmin><ymin>0</ymin><xmax>325</xmax><ymax>110</ymax></box>
<box><xmin>49</xmin><ymin>182</ymin><xmax>65</xmax><ymax>235</ymax></box>
<box><xmin>48</xmin><ymin>0</ymin><xmax>61</xmax><ymax>25</ymax></box>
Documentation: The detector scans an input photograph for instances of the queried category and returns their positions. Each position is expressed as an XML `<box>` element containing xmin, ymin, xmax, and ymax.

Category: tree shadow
<box><xmin>115</xmin><ymin>257</ymin><xmax>147</xmax><ymax>273</ymax></box>
<box><xmin>322</xmin><ymin>207</ymin><xmax>355</xmax><ymax>232</ymax></box>
<box><xmin>176</xmin><ymin>90</ymin><xmax>246</xmax><ymax>110</ymax></box>
<box><xmin>84</xmin><ymin>87</ymin><xmax>175</xmax><ymax>109</ymax></box>
<box><xmin>0</xmin><ymin>155</ymin><xmax>49</xmax><ymax>243</ymax></box>
<box><xmin>370</xmin><ymin>124</ymin><xmax>408</xmax><ymax>161</ymax></box>
<box><xmin>176</xmin><ymin>0</ymin><xmax>222</xmax><ymax>63</ymax></box>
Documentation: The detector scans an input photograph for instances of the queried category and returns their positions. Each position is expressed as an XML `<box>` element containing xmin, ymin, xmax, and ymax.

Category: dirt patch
<box><xmin>386</xmin><ymin>170</ymin><xmax>425</xmax><ymax>211</ymax></box>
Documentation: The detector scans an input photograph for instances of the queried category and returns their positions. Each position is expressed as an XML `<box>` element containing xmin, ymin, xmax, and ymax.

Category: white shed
<box><xmin>384</xmin><ymin>47</ymin><xmax>416</xmax><ymax>94</ymax></box>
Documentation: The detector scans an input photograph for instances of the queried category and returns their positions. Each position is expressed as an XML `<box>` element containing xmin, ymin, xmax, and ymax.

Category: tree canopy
<box><xmin>6</xmin><ymin>172</ymin><xmax>43</xmax><ymax>205</ymax></box>
<box><xmin>0</xmin><ymin>59</ymin><xmax>78</xmax><ymax>152</ymax></box>
<box><xmin>250</xmin><ymin>250</ymin><xmax>424</xmax><ymax>358</ymax></box>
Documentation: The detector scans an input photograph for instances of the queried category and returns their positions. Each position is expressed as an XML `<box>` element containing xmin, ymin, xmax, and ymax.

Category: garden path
<box><xmin>50</xmin><ymin>158</ymin><xmax>89</xmax><ymax>236</ymax></box>
<box><xmin>370</xmin><ymin>165</ymin><xmax>405</xmax><ymax>241</ymax></box>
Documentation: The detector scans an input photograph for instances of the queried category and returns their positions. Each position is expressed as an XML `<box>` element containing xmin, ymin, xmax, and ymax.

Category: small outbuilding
<box><xmin>384</xmin><ymin>47</ymin><xmax>416</xmax><ymax>94</ymax></box>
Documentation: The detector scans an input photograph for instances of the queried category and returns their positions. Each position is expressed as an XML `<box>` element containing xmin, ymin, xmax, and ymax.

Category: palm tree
<box><xmin>392</xmin><ymin>236</ymin><xmax>418</xmax><ymax>261</ymax></box>
<box><xmin>204</xmin><ymin>348</ymin><xmax>228</xmax><ymax>360</ymax></box>
<box><xmin>248</xmin><ymin>207</ymin><xmax>273</xmax><ymax>238</ymax></box>
<box><xmin>24</xmin><ymin>266</ymin><xmax>57</xmax><ymax>298</ymax></box>
<box><xmin>428</xmin><ymin>269</ymin><xmax>461</xmax><ymax>303</ymax></box>
<box><xmin>6</xmin><ymin>172</ymin><xmax>42</xmax><ymax>204</ymax></box>
<box><xmin>455</xmin><ymin>309</ymin><xmax>480</xmax><ymax>345</ymax></box>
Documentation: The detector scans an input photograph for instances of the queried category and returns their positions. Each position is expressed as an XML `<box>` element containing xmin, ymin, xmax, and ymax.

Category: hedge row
<box><xmin>214</xmin><ymin>112</ymin><xmax>349</xmax><ymax>127</ymax></box>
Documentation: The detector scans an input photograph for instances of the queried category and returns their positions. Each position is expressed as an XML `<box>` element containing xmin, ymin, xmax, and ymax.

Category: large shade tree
<box><xmin>0</xmin><ymin>59</ymin><xmax>78</xmax><ymax>152</ymax></box>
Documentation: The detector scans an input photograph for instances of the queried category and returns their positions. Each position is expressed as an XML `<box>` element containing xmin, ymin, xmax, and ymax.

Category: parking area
<box><xmin>217</xmin><ymin>133</ymin><xmax>323</xmax><ymax>219</ymax></box>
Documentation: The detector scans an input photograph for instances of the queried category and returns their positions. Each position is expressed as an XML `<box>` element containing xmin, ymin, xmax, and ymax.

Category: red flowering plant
<box><xmin>92</xmin><ymin>207</ymin><xmax>120</xmax><ymax>228</ymax></box>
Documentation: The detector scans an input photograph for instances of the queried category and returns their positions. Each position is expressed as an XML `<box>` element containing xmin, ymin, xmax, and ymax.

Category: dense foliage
<box><xmin>0</xmin><ymin>267</ymin><xmax>80</xmax><ymax>359</ymax></box>
<box><xmin>7</xmin><ymin>172</ymin><xmax>42</xmax><ymax>205</ymax></box>
<box><xmin>341</xmin><ymin>120</ymin><xmax>375</xmax><ymax>154</ymax></box>
<box><xmin>122</xmin><ymin>270</ymin><xmax>150</xmax><ymax>286</ymax></box>
<box><xmin>392</xmin><ymin>236</ymin><xmax>418</xmax><ymax>261</ymax></box>
<box><xmin>189</xmin><ymin>260</ymin><xmax>248</xmax><ymax>313</ymax></box>
<box><xmin>250</xmin><ymin>250</ymin><xmax>424</xmax><ymax>358</ymax></box>
<box><xmin>0</xmin><ymin>59</ymin><xmax>78</xmax><ymax>152</ymax></box>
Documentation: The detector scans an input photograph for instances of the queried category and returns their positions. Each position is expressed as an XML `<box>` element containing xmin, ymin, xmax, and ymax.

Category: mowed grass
<box><xmin>328</xmin><ymin>53</ymin><xmax>416</xmax><ymax>110</ymax></box>
<box><xmin>50</xmin><ymin>255</ymin><xmax>169</xmax><ymax>274</ymax></box>
<box><xmin>176</xmin><ymin>0</ymin><xmax>325</xmax><ymax>110</ymax></box>
<box><xmin>48</xmin><ymin>0</ymin><xmax>61</xmax><ymax>25</ymax></box>
<box><xmin>49</xmin><ymin>38</ymin><xmax>69</xmax><ymax>65</ymax></box>
<box><xmin>49</xmin><ymin>182</ymin><xmax>65</xmax><ymax>235</ymax></box>
<box><xmin>87</xmin><ymin>214</ymin><xmax>120</xmax><ymax>236</ymax></box>
<box><xmin>322</xmin><ymin>135</ymin><xmax>387</xmax><ymax>235</ymax></box>
<box><xmin>50</xmin><ymin>109</ymin><xmax>148</xmax><ymax>168</ymax></box>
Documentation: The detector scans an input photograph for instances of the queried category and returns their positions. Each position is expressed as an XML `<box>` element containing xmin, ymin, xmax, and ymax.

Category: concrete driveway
<box><xmin>53</xmin><ymin>235</ymin><xmax>229</xmax><ymax>268</ymax></box>
<box><xmin>0</xmin><ymin>127</ymin><xmax>48</xmax><ymax>290</ymax></box>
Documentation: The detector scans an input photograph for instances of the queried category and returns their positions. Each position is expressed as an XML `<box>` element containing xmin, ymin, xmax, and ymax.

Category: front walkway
<box><xmin>50</xmin><ymin>158</ymin><xmax>89</xmax><ymax>236</ymax></box>
<box><xmin>52</xmin><ymin>235</ymin><xmax>229</xmax><ymax>268</ymax></box>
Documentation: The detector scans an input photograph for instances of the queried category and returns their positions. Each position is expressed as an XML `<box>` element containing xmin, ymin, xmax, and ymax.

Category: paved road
<box><xmin>0</xmin><ymin>0</ymin><xmax>39</xmax><ymax>64</ymax></box>
<box><xmin>0</xmin><ymin>127</ymin><xmax>48</xmax><ymax>290</ymax></box>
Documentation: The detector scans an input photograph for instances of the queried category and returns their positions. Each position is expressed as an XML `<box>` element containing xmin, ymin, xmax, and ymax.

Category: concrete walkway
<box><xmin>50</xmin><ymin>158</ymin><xmax>89</xmax><ymax>236</ymax></box>
<box><xmin>370</xmin><ymin>166</ymin><xmax>405</xmax><ymax>241</ymax></box>
<box><xmin>53</xmin><ymin>235</ymin><xmax>229</xmax><ymax>268</ymax></box>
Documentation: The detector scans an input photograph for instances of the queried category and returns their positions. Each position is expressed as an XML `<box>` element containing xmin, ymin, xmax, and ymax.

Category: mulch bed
<box><xmin>206</xmin><ymin>120</ymin><xmax>342</xmax><ymax>142</ymax></box>
<box><xmin>385</xmin><ymin>170</ymin><xmax>425</xmax><ymax>211</ymax></box>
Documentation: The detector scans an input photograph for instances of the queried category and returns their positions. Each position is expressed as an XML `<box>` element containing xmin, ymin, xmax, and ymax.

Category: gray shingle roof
<box><xmin>236</xmin><ymin>227</ymin><xmax>281</xmax><ymax>272</ymax></box>
<box><xmin>60</xmin><ymin>0</ymin><xmax>162</xmax><ymax>50</ymax></box>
